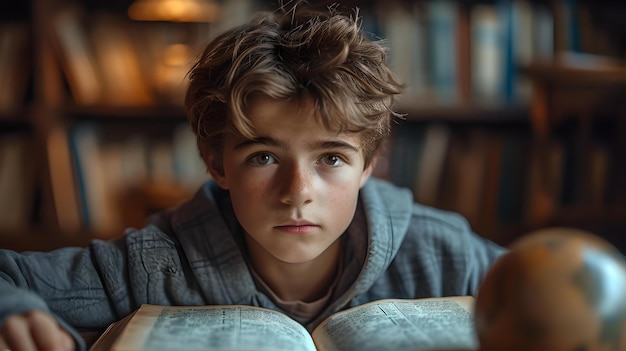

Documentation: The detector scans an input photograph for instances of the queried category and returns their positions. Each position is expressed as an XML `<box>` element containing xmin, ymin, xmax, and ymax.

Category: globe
<box><xmin>475</xmin><ymin>228</ymin><xmax>626</xmax><ymax>351</ymax></box>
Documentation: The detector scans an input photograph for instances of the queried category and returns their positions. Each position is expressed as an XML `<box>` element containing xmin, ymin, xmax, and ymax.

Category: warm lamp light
<box><xmin>128</xmin><ymin>0</ymin><xmax>219</xmax><ymax>22</ymax></box>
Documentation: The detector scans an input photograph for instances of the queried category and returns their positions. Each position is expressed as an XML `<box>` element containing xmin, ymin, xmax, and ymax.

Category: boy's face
<box><xmin>208</xmin><ymin>95</ymin><xmax>373</xmax><ymax>265</ymax></box>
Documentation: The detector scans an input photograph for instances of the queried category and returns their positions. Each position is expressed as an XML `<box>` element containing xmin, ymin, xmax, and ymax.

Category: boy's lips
<box><xmin>274</xmin><ymin>220</ymin><xmax>319</xmax><ymax>235</ymax></box>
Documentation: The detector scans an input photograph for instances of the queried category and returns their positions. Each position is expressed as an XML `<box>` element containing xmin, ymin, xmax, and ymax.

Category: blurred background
<box><xmin>0</xmin><ymin>0</ymin><xmax>625</xmax><ymax>252</ymax></box>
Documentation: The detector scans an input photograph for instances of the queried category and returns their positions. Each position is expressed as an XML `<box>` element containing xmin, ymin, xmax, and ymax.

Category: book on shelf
<box><xmin>495</xmin><ymin>134</ymin><xmax>530</xmax><ymax>225</ymax></box>
<box><xmin>453</xmin><ymin>129</ymin><xmax>490</xmax><ymax>227</ymax></box>
<box><xmin>46</xmin><ymin>124</ymin><xmax>83</xmax><ymax>235</ymax></box>
<box><xmin>437</xmin><ymin>131</ymin><xmax>464</xmax><ymax>212</ymax></box>
<box><xmin>51</xmin><ymin>6</ymin><xmax>103</xmax><ymax>105</ymax></box>
<box><xmin>530</xmin><ymin>2</ymin><xmax>554</xmax><ymax>60</ymax></box>
<box><xmin>479</xmin><ymin>133</ymin><xmax>504</xmax><ymax>228</ymax></box>
<box><xmin>559</xmin><ymin>136</ymin><xmax>583</xmax><ymax>207</ymax></box>
<box><xmin>584</xmin><ymin>142</ymin><xmax>610</xmax><ymax>207</ymax></box>
<box><xmin>413</xmin><ymin>123</ymin><xmax>452</xmax><ymax>207</ymax></box>
<box><xmin>470</xmin><ymin>4</ymin><xmax>503</xmax><ymax>104</ymax></box>
<box><xmin>171</xmin><ymin>124</ymin><xmax>211</xmax><ymax>188</ymax></box>
<box><xmin>455</xmin><ymin>3</ymin><xmax>471</xmax><ymax>104</ymax></box>
<box><xmin>89</xmin><ymin>13</ymin><xmax>155</xmax><ymax>107</ymax></box>
<box><xmin>424</xmin><ymin>1</ymin><xmax>460</xmax><ymax>105</ymax></box>
<box><xmin>494</xmin><ymin>0</ymin><xmax>534</xmax><ymax>104</ymax></box>
<box><xmin>0</xmin><ymin>22</ymin><xmax>31</xmax><ymax>113</ymax></box>
<box><xmin>554</xmin><ymin>0</ymin><xmax>580</xmax><ymax>53</ymax></box>
<box><xmin>90</xmin><ymin>296</ymin><xmax>477</xmax><ymax>351</ymax></box>
<box><xmin>378</xmin><ymin>1</ymin><xmax>427</xmax><ymax>101</ymax></box>
<box><xmin>388</xmin><ymin>123</ymin><xmax>426</xmax><ymax>192</ymax></box>
<box><xmin>69</xmin><ymin>123</ymin><xmax>124</xmax><ymax>235</ymax></box>
<box><xmin>523</xmin><ymin>139</ymin><xmax>564</xmax><ymax>228</ymax></box>
<box><xmin>0</xmin><ymin>135</ymin><xmax>37</xmax><ymax>233</ymax></box>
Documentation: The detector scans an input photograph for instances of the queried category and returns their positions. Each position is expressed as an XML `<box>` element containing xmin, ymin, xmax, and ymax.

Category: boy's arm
<box><xmin>464</xmin><ymin>230</ymin><xmax>508</xmax><ymax>295</ymax></box>
<box><xmin>0</xmin><ymin>242</ymin><xmax>128</xmax><ymax>350</ymax></box>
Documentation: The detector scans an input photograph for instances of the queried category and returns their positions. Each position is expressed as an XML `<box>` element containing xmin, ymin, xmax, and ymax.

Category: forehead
<box><xmin>245</xmin><ymin>95</ymin><xmax>349</xmax><ymax>136</ymax></box>
<box><xmin>226</xmin><ymin>95</ymin><xmax>363</xmax><ymax>150</ymax></box>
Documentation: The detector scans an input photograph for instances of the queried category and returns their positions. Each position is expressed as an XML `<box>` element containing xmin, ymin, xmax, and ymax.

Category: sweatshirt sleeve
<box><xmin>0</xmin><ymin>238</ymin><xmax>130</xmax><ymax>350</ymax></box>
<box><xmin>427</xmin><ymin>210</ymin><xmax>507</xmax><ymax>296</ymax></box>
<box><xmin>378</xmin><ymin>205</ymin><xmax>507</xmax><ymax>300</ymax></box>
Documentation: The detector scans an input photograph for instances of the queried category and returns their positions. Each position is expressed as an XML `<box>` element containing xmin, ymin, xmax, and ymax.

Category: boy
<box><xmin>0</xmin><ymin>4</ymin><xmax>505</xmax><ymax>351</ymax></box>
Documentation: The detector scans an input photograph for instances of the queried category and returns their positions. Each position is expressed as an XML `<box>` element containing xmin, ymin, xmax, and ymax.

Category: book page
<box><xmin>312</xmin><ymin>296</ymin><xmax>477</xmax><ymax>351</ymax></box>
<box><xmin>110</xmin><ymin>304</ymin><xmax>317</xmax><ymax>351</ymax></box>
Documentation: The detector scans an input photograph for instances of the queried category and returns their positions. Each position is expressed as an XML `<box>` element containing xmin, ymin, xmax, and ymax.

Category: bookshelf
<box><xmin>370</xmin><ymin>0</ymin><xmax>626</xmax><ymax>248</ymax></box>
<box><xmin>1</xmin><ymin>0</ymin><xmax>626</xmax><ymax>251</ymax></box>
<box><xmin>0</xmin><ymin>0</ymin><xmax>211</xmax><ymax>244</ymax></box>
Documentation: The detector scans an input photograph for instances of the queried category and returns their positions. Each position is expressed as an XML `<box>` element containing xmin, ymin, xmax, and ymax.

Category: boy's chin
<box><xmin>273</xmin><ymin>250</ymin><xmax>327</xmax><ymax>265</ymax></box>
<box><xmin>271</xmin><ymin>242</ymin><xmax>341</xmax><ymax>266</ymax></box>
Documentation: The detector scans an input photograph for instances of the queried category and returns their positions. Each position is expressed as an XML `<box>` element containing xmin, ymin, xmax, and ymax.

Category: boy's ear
<box><xmin>359</xmin><ymin>158</ymin><xmax>375</xmax><ymax>188</ymax></box>
<box><xmin>206</xmin><ymin>153</ymin><xmax>230</xmax><ymax>189</ymax></box>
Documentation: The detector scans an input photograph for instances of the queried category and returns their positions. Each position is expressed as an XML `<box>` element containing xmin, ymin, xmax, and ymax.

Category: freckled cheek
<box><xmin>230</xmin><ymin>180</ymin><xmax>269</xmax><ymax>226</ymax></box>
<box><xmin>237</xmin><ymin>179</ymin><xmax>262</xmax><ymax>195</ymax></box>
<box><xmin>233</xmin><ymin>173</ymin><xmax>272</xmax><ymax>202</ymax></box>
<box><xmin>326</xmin><ymin>184</ymin><xmax>359</xmax><ymax>213</ymax></box>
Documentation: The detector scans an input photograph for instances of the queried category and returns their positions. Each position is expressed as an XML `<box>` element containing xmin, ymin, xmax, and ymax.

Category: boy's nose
<box><xmin>279</xmin><ymin>163</ymin><xmax>313</xmax><ymax>206</ymax></box>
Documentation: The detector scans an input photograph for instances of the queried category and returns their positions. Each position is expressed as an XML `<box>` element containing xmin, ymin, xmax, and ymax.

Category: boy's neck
<box><xmin>245</xmin><ymin>236</ymin><xmax>342</xmax><ymax>303</ymax></box>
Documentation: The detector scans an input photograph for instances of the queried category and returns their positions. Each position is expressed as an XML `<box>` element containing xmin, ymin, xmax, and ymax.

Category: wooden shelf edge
<box><xmin>63</xmin><ymin>104</ymin><xmax>186</xmax><ymax>121</ymax></box>
<box><xmin>394</xmin><ymin>103</ymin><xmax>529</xmax><ymax>123</ymax></box>
<box><xmin>0</xmin><ymin>229</ymin><xmax>93</xmax><ymax>252</ymax></box>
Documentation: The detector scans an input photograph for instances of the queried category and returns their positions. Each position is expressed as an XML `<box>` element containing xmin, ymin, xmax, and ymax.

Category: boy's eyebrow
<box><xmin>234</xmin><ymin>137</ymin><xmax>285</xmax><ymax>150</ymax></box>
<box><xmin>318</xmin><ymin>140</ymin><xmax>360</xmax><ymax>153</ymax></box>
<box><xmin>234</xmin><ymin>137</ymin><xmax>360</xmax><ymax>153</ymax></box>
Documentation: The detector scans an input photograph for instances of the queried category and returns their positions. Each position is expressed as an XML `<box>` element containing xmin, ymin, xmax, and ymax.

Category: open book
<box><xmin>90</xmin><ymin>296</ymin><xmax>477</xmax><ymax>351</ymax></box>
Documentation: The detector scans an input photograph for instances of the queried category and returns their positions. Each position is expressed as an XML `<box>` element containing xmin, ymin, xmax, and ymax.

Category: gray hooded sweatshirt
<box><xmin>0</xmin><ymin>178</ymin><xmax>505</xmax><ymax>350</ymax></box>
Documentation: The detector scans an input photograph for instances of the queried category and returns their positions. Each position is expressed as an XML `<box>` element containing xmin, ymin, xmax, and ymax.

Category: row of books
<box><xmin>49</xmin><ymin>0</ymin><xmax>265</xmax><ymax>108</ymax></box>
<box><xmin>51</xmin><ymin>6</ymin><xmax>174</xmax><ymax>107</ymax></box>
<box><xmin>0</xmin><ymin>0</ymin><xmax>621</xmax><ymax>112</ymax></box>
<box><xmin>364</xmin><ymin>0</ymin><xmax>619</xmax><ymax>107</ymax></box>
<box><xmin>9</xmin><ymin>0</ymin><xmax>615</xmax><ymax>111</ymax></box>
<box><xmin>386</xmin><ymin>121</ymin><xmax>618</xmax><ymax>244</ymax></box>
<box><xmin>60</xmin><ymin>122</ymin><xmax>209</xmax><ymax>237</ymax></box>
<box><xmin>363</xmin><ymin>0</ymin><xmax>553</xmax><ymax>106</ymax></box>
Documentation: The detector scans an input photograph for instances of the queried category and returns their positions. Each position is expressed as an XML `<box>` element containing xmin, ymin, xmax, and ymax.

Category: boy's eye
<box><xmin>320</xmin><ymin>154</ymin><xmax>345</xmax><ymax>167</ymax></box>
<box><xmin>248</xmin><ymin>153</ymin><xmax>276</xmax><ymax>166</ymax></box>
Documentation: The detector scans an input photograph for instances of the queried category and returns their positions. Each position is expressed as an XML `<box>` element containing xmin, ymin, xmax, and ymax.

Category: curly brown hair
<box><xmin>185</xmin><ymin>3</ymin><xmax>404</xmax><ymax>168</ymax></box>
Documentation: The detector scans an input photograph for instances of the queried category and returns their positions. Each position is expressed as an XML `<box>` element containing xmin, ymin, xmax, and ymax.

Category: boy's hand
<box><xmin>0</xmin><ymin>310</ymin><xmax>74</xmax><ymax>351</ymax></box>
